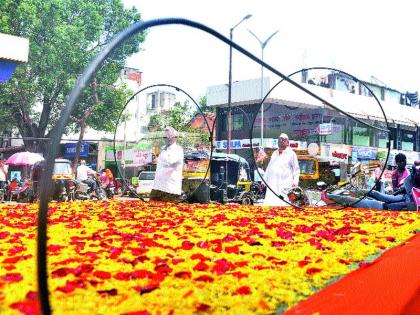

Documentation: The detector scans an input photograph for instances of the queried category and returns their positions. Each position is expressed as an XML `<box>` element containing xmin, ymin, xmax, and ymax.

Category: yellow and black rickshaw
<box><xmin>183</xmin><ymin>152</ymin><xmax>253</xmax><ymax>204</ymax></box>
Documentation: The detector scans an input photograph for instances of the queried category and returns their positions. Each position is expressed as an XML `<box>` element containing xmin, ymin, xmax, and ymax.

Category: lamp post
<box><xmin>247</xmin><ymin>29</ymin><xmax>279</xmax><ymax>150</ymax></box>
<box><xmin>227</xmin><ymin>14</ymin><xmax>252</xmax><ymax>154</ymax></box>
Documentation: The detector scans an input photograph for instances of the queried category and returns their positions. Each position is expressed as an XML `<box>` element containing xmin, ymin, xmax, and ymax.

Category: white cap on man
<box><xmin>164</xmin><ymin>126</ymin><xmax>178</xmax><ymax>139</ymax></box>
<box><xmin>279</xmin><ymin>133</ymin><xmax>289</xmax><ymax>140</ymax></box>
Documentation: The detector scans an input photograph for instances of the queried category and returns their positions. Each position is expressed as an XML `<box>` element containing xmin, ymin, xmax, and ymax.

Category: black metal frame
<box><xmin>36</xmin><ymin>18</ymin><xmax>390</xmax><ymax>314</ymax></box>
<box><xmin>112</xmin><ymin>83</ymin><xmax>213</xmax><ymax>201</ymax></box>
<box><xmin>249</xmin><ymin>67</ymin><xmax>390</xmax><ymax>209</ymax></box>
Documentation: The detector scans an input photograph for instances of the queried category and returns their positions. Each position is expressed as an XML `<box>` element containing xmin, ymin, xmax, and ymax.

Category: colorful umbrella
<box><xmin>5</xmin><ymin>151</ymin><xmax>44</xmax><ymax>166</ymax></box>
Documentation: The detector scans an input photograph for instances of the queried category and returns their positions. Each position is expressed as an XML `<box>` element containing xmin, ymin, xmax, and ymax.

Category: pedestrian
<box><xmin>0</xmin><ymin>160</ymin><xmax>8</xmax><ymax>201</ymax></box>
<box><xmin>263</xmin><ymin>133</ymin><xmax>300</xmax><ymax>206</ymax></box>
<box><xmin>150</xmin><ymin>127</ymin><xmax>184</xmax><ymax>203</ymax></box>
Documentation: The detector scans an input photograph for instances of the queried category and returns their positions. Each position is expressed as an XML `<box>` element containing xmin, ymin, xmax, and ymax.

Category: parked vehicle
<box><xmin>32</xmin><ymin>159</ymin><xmax>74</xmax><ymax>202</ymax></box>
<box><xmin>136</xmin><ymin>171</ymin><xmax>155</xmax><ymax>197</ymax></box>
<box><xmin>183</xmin><ymin>152</ymin><xmax>254</xmax><ymax>205</ymax></box>
<box><xmin>4</xmin><ymin>177</ymin><xmax>34</xmax><ymax>202</ymax></box>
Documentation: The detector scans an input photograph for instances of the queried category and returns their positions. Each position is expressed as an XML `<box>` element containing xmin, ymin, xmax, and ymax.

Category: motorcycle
<box><xmin>102</xmin><ymin>181</ymin><xmax>115</xmax><ymax>199</ymax></box>
<box><xmin>70</xmin><ymin>176</ymin><xmax>106</xmax><ymax>201</ymax></box>
<box><xmin>4</xmin><ymin>178</ymin><xmax>35</xmax><ymax>203</ymax></box>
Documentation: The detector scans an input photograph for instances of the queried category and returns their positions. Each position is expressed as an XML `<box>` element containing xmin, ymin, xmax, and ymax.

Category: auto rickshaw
<box><xmin>183</xmin><ymin>152</ymin><xmax>254</xmax><ymax>204</ymax></box>
<box><xmin>32</xmin><ymin>158</ymin><xmax>74</xmax><ymax>201</ymax></box>
<box><xmin>297</xmin><ymin>155</ymin><xmax>344</xmax><ymax>189</ymax></box>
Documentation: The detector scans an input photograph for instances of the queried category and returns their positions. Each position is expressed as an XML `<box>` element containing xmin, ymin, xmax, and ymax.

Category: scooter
<box><xmin>5</xmin><ymin>178</ymin><xmax>35</xmax><ymax>203</ymax></box>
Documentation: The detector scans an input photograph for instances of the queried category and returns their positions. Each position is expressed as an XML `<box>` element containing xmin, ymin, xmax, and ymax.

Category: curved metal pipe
<box><xmin>37</xmin><ymin>18</ymin><xmax>391</xmax><ymax>314</ymax></box>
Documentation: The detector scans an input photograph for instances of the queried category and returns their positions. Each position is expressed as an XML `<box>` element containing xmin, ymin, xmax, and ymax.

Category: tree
<box><xmin>0</xmin><ymin>0</ymin><xmax>146</xmax><ymax>154</ymax></box>
<box><xmin>197</xmin><ymin>95</ymin><xmax>215</xmax><ymax>113</ymax></box>
<box><xmin>147</xmin><ymin>100</ymin><xmax>210</xmax><ymax>150</ymax></box>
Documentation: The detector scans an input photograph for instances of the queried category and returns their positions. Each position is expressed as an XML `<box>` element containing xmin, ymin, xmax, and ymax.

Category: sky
<box><xmin>122</xmin><ymin>0</ymin><xmax>420</xmax><ymax>101</ymax></box>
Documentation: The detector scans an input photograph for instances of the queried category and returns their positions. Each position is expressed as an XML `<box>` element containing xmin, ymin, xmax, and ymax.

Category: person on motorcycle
<box><xmin>99</xmin><ymin>169</ymin><xmax>113</xmax><ymax>188</ymax></box>
<box><xmin>76</xmin><ymin>160</ymin><xmax>98</xmax><ymax>195</ymax></box>
<box><xmin>391</xmin><ymin>153</ymin><xmax>410</xmax><ymax>195</ymax></box>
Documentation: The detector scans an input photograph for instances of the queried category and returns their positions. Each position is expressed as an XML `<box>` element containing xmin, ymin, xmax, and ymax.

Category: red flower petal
<box><xmin>225</xmin><ymin>245</ymin><xmax>240</xmax><ymax>254</ymax></box>
<box><xmin>231</xmin><ymin>271</ymin><xmax>248</xmax><ymax>279</ymax></box>
<box><xmin>134</xmin><ymin>283</ymin><xmax>159</xmax><ymax>295</ymax></box>
<box><xmin>174</xmin><ymin>271</ymin><xmax>192</xmax><ymax>279</ymax></box>
<box><xmin>234</xmin><ymin>286</ymin><xmax>251</xmax><ymax>295</ymax></box>
<box><xmin>181</xmin><ymin>241</ymin><xmax>195</xmax><ymax>250</ymax></box>
<box><xmin>1</xmin><ymin>273</ymin><xmax>23</xmax><ymax>283</ymax></box>
<box><xmin>93</xmin><ymin>270</ymin><xmax>111</xmax><ymax>279</ymax></box>
<box><xmin>211</xmin><ymin>259</ymin><xmax>233</xmax><ymax>275</ymax></box>
<box><xmin>193</xmin><ymin>261</ymin><xmax>209</xmax><ymax>271</ymax></box>
<box><xmin>194</xmin><ymin>275</ymin><xmax>214</xmax><ymax>282</ymax></box>
<box><xmin>306</xmin><ymin>267</ymin><xmax>322</xmax><ymax>275</ymax></box>
<box><xmin>195</xmin><ymin>303</ymin><xmax>211</xmax><ymax>312</ymax></box>
<box><xmin>10</xmin><ymin>300</ymin><xmax>40</xmax><ymax>315</ymax></box>
<box><xmin>172</xmin><ymin>258</ymin><xmax>185</xmax><ymax>265</ymax></box>
<box><xmin>298</xmin><ymin>260</ymin><xmax>310</xmax><ymax>267</ymax></box>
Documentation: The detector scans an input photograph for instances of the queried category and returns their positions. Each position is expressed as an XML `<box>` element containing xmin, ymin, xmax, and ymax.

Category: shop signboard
<box><xmin>352</xmin><ymin>146</ymin><xmax>377</xmax><ymax>160</ymax></box>
<box><xmin>318</xmin><ymin>123</ymin><xmax>333</xmax><ymax>135</ymax></box>
<box><xmin>320</xmin><ymin>143</ymin><xmax>351</xmax><ymax>162</ymax></box>
<box><xmin>64</xmin><ymin>142</ymin><xmax>88</xmax><ymax>158</ymax></box>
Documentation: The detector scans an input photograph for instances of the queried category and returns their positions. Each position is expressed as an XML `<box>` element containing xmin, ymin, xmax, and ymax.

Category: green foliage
<box><xmin>147</xmin><ymin>100</ymin><xmax>209</xmax><ymax>150</ymax></box>
<box><xmin>197</xmin><ymin>95</ymin><xmax>215</xmax><ymax>113</ymax></box>
<box><xmin>148</xmin><ymin>100</ymin><xmax>192</xmax><ymax>132</ymax></box>
<box><xmin>0</xmin><ymin>0</ymin><xmax>145</xmax><ymax>148</ymax></box>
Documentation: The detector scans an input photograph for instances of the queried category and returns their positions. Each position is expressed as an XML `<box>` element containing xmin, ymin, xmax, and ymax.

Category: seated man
<box><xmin>76</xmin><ymin>160</ymin><xmax>98</xmax><ymax>193</ymax></box>
<box><xmin>335</xmin><ymin>161</ymin><xmax>419</xmax><ymax>211</ymax></box>
<box><xmin>391</xmin><ymin>153</ymin><xmax>410</xmax><ymax>194</ymax></box>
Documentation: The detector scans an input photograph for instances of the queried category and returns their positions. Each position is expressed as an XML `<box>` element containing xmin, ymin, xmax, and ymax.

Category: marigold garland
<box><xmin>0</xmin><ymin>200</ymin><xmax>419</xmax><ymax>314</ymax></box>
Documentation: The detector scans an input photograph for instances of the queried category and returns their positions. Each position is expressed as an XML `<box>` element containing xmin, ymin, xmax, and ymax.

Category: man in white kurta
<box><xmin>150</xmin><ymin>127</ymin><xmax>184</xmax><ymax>202</ymax></box>
<box><xmin>263</xmin><ymin>133</ymin><xmax>300</xmax><ymax>206</ymax></box>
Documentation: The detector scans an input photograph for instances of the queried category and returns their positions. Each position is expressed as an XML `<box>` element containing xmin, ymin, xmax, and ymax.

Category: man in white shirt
<box><xmin>150</xmin><ymin>127</ymin><xmax>184</xmax><ymax>202</ymax></box>
<box><xmin>263</xmin><ymin>133</ymin><xmax>300</xmax><ymax>206</ymax></box>
<box><xmin>76</xmin><ymin>160</ymin><xmax>98</xmax><ymax>192</ymax></box>
<box><xmin>0</xmin><ymin>160</ymin><xmax>8</xmax><ymax>195</ymax></box>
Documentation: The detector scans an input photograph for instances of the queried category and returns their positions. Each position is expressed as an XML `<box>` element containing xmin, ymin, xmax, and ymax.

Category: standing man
<box><xmin>0</xmin><ymin>160</ymin><xmax>8</xmax><ymax>201</ymax></box>
<box><xmin>263</xmin><ymin>133</ymin><xmax>300</xmax><ymax>206</ymax></box>
<box><xmin>150</xmin><ymin>127</ymin><xmax>184</xmax><ymax>202</ymax></box>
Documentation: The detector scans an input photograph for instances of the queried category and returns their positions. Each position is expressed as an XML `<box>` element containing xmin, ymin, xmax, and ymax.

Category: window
<box><xmin>352</xmin><ymin>126</ymin><xmax>370</xmax><ymax>146</ymax></box>
<box><xmin>232</xmin><ymin>113</ymin><xmax>244</xmax><ymax>131</ymax></box>
<box><xmin>402</xmin><ymin>132</ymin><xmax>414</xmax><ymax>151</ymax></box>
<box><xmin>298</xmin><ymin>159</ymin><xmax>316</xmax><ymax>175</ymax></box>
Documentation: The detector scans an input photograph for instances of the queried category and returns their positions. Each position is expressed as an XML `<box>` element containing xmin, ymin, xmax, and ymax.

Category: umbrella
<box><xmin>5</xmin><ymin>151</ymin><xmax>45</xmax><ymax>166</ymax></box>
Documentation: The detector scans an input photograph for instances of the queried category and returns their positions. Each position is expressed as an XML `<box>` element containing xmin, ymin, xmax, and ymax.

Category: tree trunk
<box><xmin>71</xmin><ymin>77</ymin><xmax>99</xmax><ymax>173</ymax></box>
<box><xmin>72</xmin><ymin>120</ymin><xmax>87</xmax><ymax>174</ymax></box>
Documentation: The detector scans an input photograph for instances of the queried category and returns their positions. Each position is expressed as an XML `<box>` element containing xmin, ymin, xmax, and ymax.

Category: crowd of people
<box><xmin>1</xmin><ymin>125</ymin><xmax>418</xmax><ymax>211</ymax></box>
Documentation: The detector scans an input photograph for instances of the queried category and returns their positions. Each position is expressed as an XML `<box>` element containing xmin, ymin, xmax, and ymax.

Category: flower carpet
<box><xmin>0</xmin><ymin>200</ymin><xmax>419</xmax><ymax>314</ymax></box>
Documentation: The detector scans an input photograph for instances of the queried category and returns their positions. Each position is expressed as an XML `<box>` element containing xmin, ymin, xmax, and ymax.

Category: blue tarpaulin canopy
<box><xmin>0</xmin><ymin>60</ymin><xmax>17</xmax><ymax>83</ymax></box>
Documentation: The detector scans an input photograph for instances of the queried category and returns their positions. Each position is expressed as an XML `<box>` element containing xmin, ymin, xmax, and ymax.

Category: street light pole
<box><xmin>248</xmin><ymin>29</ymin><xmax>279</xmax><ymax>150</ymax></box>
<box><xmin>227</xmin><ymin>14</ymin><xmax>252</xmax><ymax>154</ymax></box>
